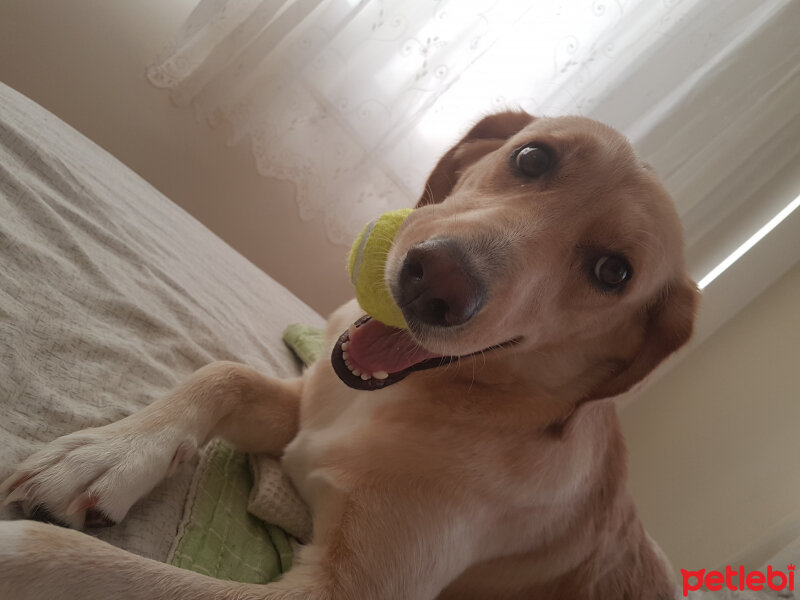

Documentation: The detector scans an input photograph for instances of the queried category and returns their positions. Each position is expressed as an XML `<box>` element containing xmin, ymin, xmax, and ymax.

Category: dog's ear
<box><xmin>587</xmin><ymin>278</ymin><xmax>700</xmax><ymax>400</ymax></box>
<box><xmin>417</xmin><ymin>110</ymin><xmax>535</xmax><ymax>207</ymax></box>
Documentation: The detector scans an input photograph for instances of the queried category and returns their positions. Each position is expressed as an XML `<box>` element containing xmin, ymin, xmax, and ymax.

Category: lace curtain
<box><xmin>147</xmin><ymin>0</ymin><xmax>799</xmax><ymax>249</ymax></box>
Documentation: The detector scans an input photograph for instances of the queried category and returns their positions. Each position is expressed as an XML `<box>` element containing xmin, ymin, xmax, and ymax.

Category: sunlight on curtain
<box><xmin>147</xmin><ymin>0</ymin><xmax>799</xmax><ymax>250</ymax></box>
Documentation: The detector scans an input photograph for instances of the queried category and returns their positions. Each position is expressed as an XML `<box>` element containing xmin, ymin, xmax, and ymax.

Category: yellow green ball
<box><xmin>347</xmin><ymin>208</ymin><xmax>413</xmax><ymax>329</ymax></box>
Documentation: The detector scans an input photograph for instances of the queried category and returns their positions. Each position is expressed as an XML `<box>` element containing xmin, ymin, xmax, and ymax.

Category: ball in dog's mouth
<box><xmin>330</xmin><ymin>315</ymin><xmax>519</xmax><ymax>391</ymax></box>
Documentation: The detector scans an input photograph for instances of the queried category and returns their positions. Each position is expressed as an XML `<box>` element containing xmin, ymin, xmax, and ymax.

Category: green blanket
<box><xmin>167</xmin><ymin>324</ymin><xmax>325</xmax><ymax>582</ymax></box>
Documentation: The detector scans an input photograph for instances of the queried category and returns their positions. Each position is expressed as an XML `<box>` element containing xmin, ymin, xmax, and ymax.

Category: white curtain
<box><xmin>147</xmin><ymin>0</ymin><xmax>800</xmax><ymax>252</ymax></box>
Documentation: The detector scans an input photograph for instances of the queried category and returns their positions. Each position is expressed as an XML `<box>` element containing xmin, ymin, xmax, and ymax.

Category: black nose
<box><xmin>395</xmin><ymin>239</ymin><xmax>487</xmax><ymax>327</ymax></box>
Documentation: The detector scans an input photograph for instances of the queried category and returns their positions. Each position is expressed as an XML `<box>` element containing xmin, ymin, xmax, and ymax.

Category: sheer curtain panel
<box><xmin>147</xmin><ymin>0</ymin><xmax>800</xmax><ymax>318</ymax></box>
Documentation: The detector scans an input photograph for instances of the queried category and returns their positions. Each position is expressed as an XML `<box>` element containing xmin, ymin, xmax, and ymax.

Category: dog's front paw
<box><xmin>1</xmin><ymin>422</ymin><xmax>197</xmax><ymax>529</ymax></box>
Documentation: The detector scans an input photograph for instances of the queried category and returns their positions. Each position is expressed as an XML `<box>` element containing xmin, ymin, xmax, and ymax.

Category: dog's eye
<box><xmin>593</xmin><ymin>255</ymin><xmax>631</xmax><ymax>290</ymax></box>
<box><xmin>512</xmin><ymin>144</ymin><xmax>554</xmax><ymax>178</ymax></box>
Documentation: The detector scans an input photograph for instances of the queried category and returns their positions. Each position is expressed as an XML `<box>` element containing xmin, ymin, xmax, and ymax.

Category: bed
<box><xmin>1</xmin><ymin>80</ymin><xmax>797</xmax><ymax>597</ymax></box>
<box><xmin>0</xmin><ymin>80</ymin><xmax>322</xmax><ymax>577</ymax></box>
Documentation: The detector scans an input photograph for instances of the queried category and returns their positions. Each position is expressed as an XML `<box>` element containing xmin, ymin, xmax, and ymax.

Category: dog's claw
<box><xmin>65</xmin><ymin>492</ymin><xmax>97</xmax><ymax>516</ymax></box>
<box><xmin>0</xmin><ymin>472</ymin><xmax>33</xmax><ymax>496</ymax></box>
<box><xmin>1</xmin><ymin>484</ymin><xmax>29</xmax><ymax>507</ymax></box>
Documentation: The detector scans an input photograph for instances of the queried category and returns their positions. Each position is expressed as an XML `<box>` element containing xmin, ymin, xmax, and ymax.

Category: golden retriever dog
<box><xmin>0</xmin><ymin>111</ymin><xmax>698</xmax><ymax>600</ymax></box>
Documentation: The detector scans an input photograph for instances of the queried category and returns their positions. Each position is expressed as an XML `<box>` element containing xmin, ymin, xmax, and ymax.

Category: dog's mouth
<box><xmin>330</xmin><ymin>315</ymin><xmax>517</xmax><ymax>391</ymax></box>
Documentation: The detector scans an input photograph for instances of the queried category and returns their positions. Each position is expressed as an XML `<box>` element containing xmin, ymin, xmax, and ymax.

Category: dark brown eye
<box><xmin>512</xmin><ymin>144</ymin><xmax>554</xmax><ymax>178</ymax></box>
<box><xmin>593</xmin><ymin>255</ymin><xmax>631</xmax><ymax>290</ymax></box>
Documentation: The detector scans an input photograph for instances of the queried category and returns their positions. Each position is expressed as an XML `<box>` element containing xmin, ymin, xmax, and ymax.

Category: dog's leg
<box><xmin>0</xmin><ymin>478</ymin><xmax>481</xmax><ymax>600</ymax></box>
<box><xmin>0</xmin><ymin>519</ymin><xmax>285</xmax><ymax>600</ymax></box>
<box><xmin>0</xmin><ymin>361</ymin><xmax>302</xmax><ymax>528</ymax></box>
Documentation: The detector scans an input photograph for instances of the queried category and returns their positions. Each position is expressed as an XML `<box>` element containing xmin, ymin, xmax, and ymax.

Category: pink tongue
<box><xmin>347</xmin><ymin>319</ymin><xmax>440</xmax><ymax>374</ymax></box>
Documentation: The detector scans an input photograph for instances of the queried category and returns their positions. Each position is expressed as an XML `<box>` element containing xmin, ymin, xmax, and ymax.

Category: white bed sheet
<box><xmin>0</xmin><ymin>82</ymin><xmax>324</xmax><ymax>560</ymax></box>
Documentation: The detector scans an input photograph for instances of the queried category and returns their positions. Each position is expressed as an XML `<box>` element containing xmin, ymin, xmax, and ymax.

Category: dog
<box><xmin>0</xmin><ymin>111</ymin><xmax>698</xmax><ymax>599</ymax></box>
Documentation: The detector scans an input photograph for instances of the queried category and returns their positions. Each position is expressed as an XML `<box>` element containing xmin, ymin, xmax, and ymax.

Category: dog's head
<box><xmin>333</xmin><ymin>111</ymin><xmax>698</xmax><ymax>401</ymax></box>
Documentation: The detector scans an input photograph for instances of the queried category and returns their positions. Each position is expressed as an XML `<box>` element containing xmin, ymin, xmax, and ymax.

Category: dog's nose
<box><xmin>396</xmin><ymin>239</ymin><xmax>487</xmax><ymax>327</ymax></box>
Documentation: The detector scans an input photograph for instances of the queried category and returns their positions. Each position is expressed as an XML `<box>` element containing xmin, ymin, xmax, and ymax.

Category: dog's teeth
<box><xmin>345</xmin><ymin>359</ymin><xmax>352</xmax><ymax>368</ymax></box>
<box><xmin>342</xmin><ymin>352</ymin><xmax>349</xmax><ymax>359</ymax></box>
<box><xmin>352</xmin><ymin>369</ymin><xmax>361</xmax><ymax>376</ymax></box>
<box><xmin>373</xmin><ymin>370</ymin><xmax>388</xmax><ymax>380</ymax></box>
<box><xmin>348</xmin><ymin>324</ymin><xmax>357</xmax><ymax>337</ymax></box>
<box><xmin>341</xmin><ymin>342</ymin><xmax>349</xmax><ymax>350</ymax></box>
<box><xmin>361</xmin><ymin>373</ymin><xmax>371</xmax><ymax>380</ymax></box>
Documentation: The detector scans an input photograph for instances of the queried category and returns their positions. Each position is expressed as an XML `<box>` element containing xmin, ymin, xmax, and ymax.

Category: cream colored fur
<box><xmin>0</xmin><ymin>113</ymin><xmax>697</xmax><ymax>600</ymax></box>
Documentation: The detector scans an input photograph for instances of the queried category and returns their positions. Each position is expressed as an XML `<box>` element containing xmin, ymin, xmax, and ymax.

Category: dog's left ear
<box><xmin>417</xmin><ymin>110</ymin><xmax>535</xmax><ymax>207</ymax></box>
<box><xmin>587</xmin><ymin>278</ymin><xmax>700</xmax><ymax>400</ymax></box>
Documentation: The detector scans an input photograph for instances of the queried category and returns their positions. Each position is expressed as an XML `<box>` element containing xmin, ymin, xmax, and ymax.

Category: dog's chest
<box><xmin>281</xmin><ymin>362</ymin><xmax>403</xmax><ymax>510</ymax></box>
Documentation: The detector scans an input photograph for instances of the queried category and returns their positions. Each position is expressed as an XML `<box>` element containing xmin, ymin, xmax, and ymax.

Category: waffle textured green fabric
<box><xmin>168</xmin><ymin>323</ymin><xmax>326</xmax><ymax>582</ymax></box>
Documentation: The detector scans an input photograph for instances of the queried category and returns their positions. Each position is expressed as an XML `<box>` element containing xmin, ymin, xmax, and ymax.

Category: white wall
<box><xmin>0</xmin><ymin>0</ymin><xmax>352</xmax><ymax>316</ymax></box>
<box><xmin>621</xmin><ymin>262</ymin><xmax>800</xmax><ymax>570</ymax></box>
<box><xmin>2</xmin><ymin>0</ymin><xmax>798</xmax><ymax>575</ymax></box>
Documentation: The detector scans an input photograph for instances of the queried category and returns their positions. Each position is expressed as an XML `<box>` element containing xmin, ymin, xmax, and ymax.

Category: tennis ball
<box><xmin>347</xmin><ymin>208</ymin><xmax>413</xmax><ymax>329</ymax></box>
